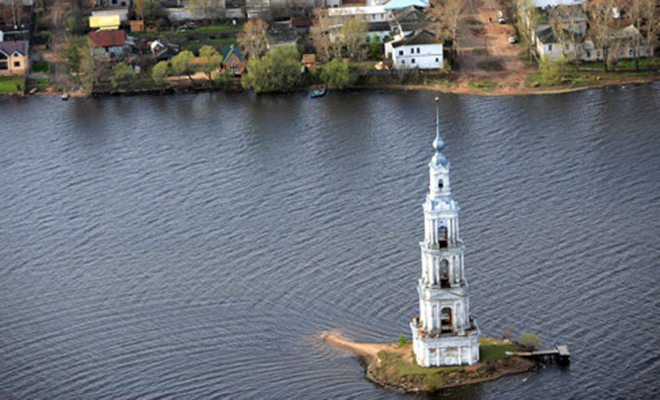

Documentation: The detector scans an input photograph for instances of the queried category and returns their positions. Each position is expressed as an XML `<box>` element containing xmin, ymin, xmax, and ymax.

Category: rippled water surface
<box><xmin>1</xmin><ymin>86</ymin><xmax>659</xmax><ymax>399</ymax></box>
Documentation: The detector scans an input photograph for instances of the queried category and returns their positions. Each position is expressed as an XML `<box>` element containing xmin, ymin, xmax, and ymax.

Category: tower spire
<box><xmin>432</xmin><ymin>98</ymin><xmax>447</xmax><ymax>167</ymax></box>
<box><xmin>410</xmin><ymin>99</ymin><xmax>479</xmax><ymax>367</ymax></box>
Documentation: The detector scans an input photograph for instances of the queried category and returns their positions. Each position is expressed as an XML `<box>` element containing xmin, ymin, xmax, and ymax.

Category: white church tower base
<box><xmin>411</xmin><ymin>99</ymin><xmax>480</xmax><ymax>367</ymax></box>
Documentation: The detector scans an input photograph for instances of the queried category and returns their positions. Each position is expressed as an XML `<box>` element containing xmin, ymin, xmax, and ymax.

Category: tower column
<box><xmin>411</xmin><ymin>99</ymin><xmax>479</xmax><ymax>367</ymax></box>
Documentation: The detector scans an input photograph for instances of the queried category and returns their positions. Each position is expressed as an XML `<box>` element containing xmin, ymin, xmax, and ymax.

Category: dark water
<box><xmin>1</xmin><ymin>86</ymin><xmax>659</xmax><ymax>399</ymax></box>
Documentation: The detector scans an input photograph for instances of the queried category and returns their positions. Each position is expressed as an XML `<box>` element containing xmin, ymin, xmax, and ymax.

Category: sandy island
<box><xmin>322</xmin><ymin>332</ymin><xmax>537</xmax><ymax>393</ymax></box>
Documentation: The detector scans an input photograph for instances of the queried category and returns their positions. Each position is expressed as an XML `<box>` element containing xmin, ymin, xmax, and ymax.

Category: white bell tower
<box><xmin>411</xmin><ymin>99</ymin><xmax>480</xmax><ymax>367</ymax></box>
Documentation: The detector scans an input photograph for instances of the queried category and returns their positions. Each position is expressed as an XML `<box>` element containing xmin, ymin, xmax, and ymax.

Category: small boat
<box><xmin>62</xmin><ymin>92</ymin><xmax>69</xmax><ymax>100</ymax></box>
<box><xmin>310</xmin><ymin>86</ymin><xmax>327</xmax><ymax>98</ymax></box>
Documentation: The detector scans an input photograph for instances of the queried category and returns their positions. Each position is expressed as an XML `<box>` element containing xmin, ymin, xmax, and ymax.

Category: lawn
<box><xmin>0</xmin><ymin>75</ymin><xmax>24</xmax><ymax>93</ymax></box>
<box><xmin>27</xmin><ymin>77</ymin><xmax>50</xmax><ymax>91</ymax></box>
<box><xmin>478</xmin><ymin>337</ymin><xmax>519</xmax><ymax>361</ymax></box>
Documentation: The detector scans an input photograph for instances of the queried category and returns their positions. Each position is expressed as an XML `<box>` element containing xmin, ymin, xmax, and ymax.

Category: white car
<box><xmin>508</xmin><ymin>37</ymin><xmax>517</xmax><ymax>43</ymax></box>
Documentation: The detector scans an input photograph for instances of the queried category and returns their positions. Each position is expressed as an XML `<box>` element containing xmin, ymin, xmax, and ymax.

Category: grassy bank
<box><xmin>368</xmin><ymin>337</ymin><xmax>535</xmax><ymax>392</ymax></box>
<box><xmin>0</xmin><ymin>75</ymin><xmax>24</xmax><ymax>94</ymax></box>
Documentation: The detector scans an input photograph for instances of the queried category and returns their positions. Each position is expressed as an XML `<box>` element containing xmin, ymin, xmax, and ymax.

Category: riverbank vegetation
<box><xmin>10</xmin><ymin>0</ymin><xmax>660</xmax><ymax>97</ymax></box>
<box><xmin>323</xmin><ymin>333</ymin><xmax>538</xmax><ymax>393</ymax></box>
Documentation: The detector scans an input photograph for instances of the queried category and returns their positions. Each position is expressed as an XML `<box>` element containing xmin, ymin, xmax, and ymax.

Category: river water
<box><xmin>1</xmin><ymin>86</ymin><xmax>659</xmax><ymax>399</ymax></box>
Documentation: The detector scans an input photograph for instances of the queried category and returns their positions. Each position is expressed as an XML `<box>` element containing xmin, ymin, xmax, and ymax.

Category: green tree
<box><xmin>519</xmin><ymin>332</ymin><xmax>542</xmax><ymax>351</ymax></box>
<box><xmin>242</xmin><ymin>45</ymin><xmax>302</xmax><ymax>93</ymax></box>
<box><xmin>368</xmin><ymin>36</ymin><xmax>382</xmax><ymax>60</ymax></box>
<box><xmin>320</xmin><ymin>58</ymin><xmax>358</xmax><ymax>89</ymax></box>
<box><xmin>214</xmin><ymin>69</ymin><xmax>234</xmax><ymax>88</ymax></box>
<box><xmin>199</xmin><ymin>45</ymin><xmax>221</xmax><ymax>85</ymax></box>
<box><xmin>397</xmin><ymin>333</ymin><xmax>407</xmax><ymax>347</ymax></box>
<box><xmin>171</xmin><ymin>50</ymin><xmax>196</xmax><ymax>83</ymax></box>
<box><xmin>111</xmin><ymin>62</ymin><xmax>133</xmax><ymax>88</ymax></box>
<box><xmin>538</xmin><ymin>54</ymin><xmax>566</xmax><ymax>85</ymax></box>
<box><xmin>62</xmin><ymin>35</ymin><xmax>87</xmax><ymax>83</ymax></box>
<box><xmin>151</xmin><ymin>60</ymin><xmax>170</xmax><ymax>85</ymax></box>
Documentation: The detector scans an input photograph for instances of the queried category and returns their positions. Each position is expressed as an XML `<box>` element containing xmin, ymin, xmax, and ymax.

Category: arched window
<box><xmin>438</xmin><ymin>226</ymin><xmax>448</xmax><ymax>248</ymax></box>
<box><xmin>438</xmin><ymin>180</ymin><xmax>443</xmax><ymax>189</ymax></box>
<box><xmin>440</xmin><ymin>260</ymin><xmax>449</xmax><ymax>288</ymax></box>
<box><xmin>441</xmin><ymin>308</ymin><xmax>452</xmax><ymax>333</ymax></box>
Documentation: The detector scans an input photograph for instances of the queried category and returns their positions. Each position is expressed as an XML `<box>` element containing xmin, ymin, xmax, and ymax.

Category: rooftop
<box><xmin>89</xmin><ymin>29</ymin><xmax>126</xmax><ymax>47</ymax></box>
<box><xmin>0</xmin><ymin>40</ymin><xmax>28</xmax><ymax>56</ymax></box>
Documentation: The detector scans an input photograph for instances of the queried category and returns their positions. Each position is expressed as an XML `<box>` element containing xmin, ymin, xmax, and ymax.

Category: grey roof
<box><xmin>536</xmin><ymin>25</ymin><xmax>584</xmax><ymax>44</ymax></box>
<box><xmin>392</xmin><ymin>5</ymin><xmax>429</xmax><ymax>32</ymax></box>
<box><xmin>392</xmin><ymin>30</ymin><xmax>441</xmax><ymax>48</ymax></box>
<box><xmin>268</xmin><ymin>21</ymin><xmax>297</xmax><ymax>45</ymax></box>
<box><xmin>536</xmin><ymin>26</ymin><xmax>556</xmax><ymax>44</ymax></box>
<box><xmin>0</xmin><ymin>40</ymin><xmax>28</xmax><ymax>56</ymax></box>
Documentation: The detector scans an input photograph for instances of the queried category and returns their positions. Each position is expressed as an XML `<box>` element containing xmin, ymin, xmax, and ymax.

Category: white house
<box><xmin>387</xmin><ymin>30</ymin><xmax>443</xmax><ymax>69</ymax></box>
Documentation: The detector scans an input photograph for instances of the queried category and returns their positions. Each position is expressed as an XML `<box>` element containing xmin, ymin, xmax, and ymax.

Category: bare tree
<box><xmin>426</xmin><ymin>0</ymin><xmax>466</xmax><ymax>59</ymax></box>
<box><xmin>629</xmin><ymin>0</ymin><xmax>657</xmax><ymax>70</ymax></box>
<box><xmin>516</xmin><ymin>0</ymin><xmax>541</xmax><ymax>63</ymax></box>
<box><xmin>548</xmin><ymin>5</ymin><xmax>586</xmax><ymax>63</ymax></box>
<box><xmin>640</xmin><ymin>0</ymin><xmax>658</xmax><ymax>71</ymax></box>
<box><xmin>337</xmin><ymin>16</ymin><xmax>368</xmax><ymax>62</ymax></box>
<box><xmin>237</xmin><ymin>18</ymin><xmax>271</xmax><ymax>60</ymax></box>
<box><xmin>585</xmin><ymin>0</ymin><xmax>621</xmax><ymax>71</ymax></box>
<box><xmin>310</xmin><ymin>8</ymin><xmax>339</xmax><ymax>63</ymax></box>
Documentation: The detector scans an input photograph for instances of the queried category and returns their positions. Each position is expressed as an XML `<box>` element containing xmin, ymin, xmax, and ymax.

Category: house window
<box><xmin>230</xmin><ymin>64</ymin><xmax>238</xmax><ymax>72</ymax></box>
<box><xmin>417</xmin><ymin>48</ymin><xmax>420</xmax><ymax>54</ymax></box>
<box><xmin>0</xmin><ymin>61</ymin><xmax>7</xmax><ymax>70</ymax></box>
<box><xmin>435</xmin><ymin>58</ymin><xmax>439</xmax><ymax>62</ymax></box>
<box><xmin>398</xmin><ymin>50</ymin><xmax>403</xmax><ymax>56</ymax></box>
<box><xmin>401</xmin><ymin>60</ymin><xmax>405</xmax><ymax>64</ymax></box>
<box><xmin>412</xmin><ymin>58</ymin><xmax>415</xmax><ymax>63</ymax></box>
<box><xmin>629</xmin><ymin>48</ymin><xmax>633</xmax><ymax>56</ymax></box>
<box><xmin>410</xmin><ymin>48</ymin><xmax>414</xmax><ymax>54</ymax></box>
<box><xmin>14</xmin><ymin>61</ymin><xmax>20</xmax><ymax>67</ymax></box>
<box><xmin>587</xmin><ymin>51</ymin><xmax>591</xmax><ymax>58</ymax></box>
<box><xmin>548</xmin><ymin>44</ymin><xmax>553</xmax><ymax>51</ymax></box>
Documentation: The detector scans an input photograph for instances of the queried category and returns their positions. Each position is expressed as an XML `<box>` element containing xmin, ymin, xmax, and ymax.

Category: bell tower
<box><xmin>411</xmin><ymin>99</ymin><xmax>480</xmax><ymax>367</ymax></box>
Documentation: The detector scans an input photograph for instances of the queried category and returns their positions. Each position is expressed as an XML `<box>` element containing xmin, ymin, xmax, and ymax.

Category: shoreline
<box><xmin>322</xmin><ymin>333</ymin><xmax>537</xmax><ymax>393</ymax></box>
<box><xmin>14</xmin><ymin>71</ymin><xmax>660</xmax><ymax>99</ymax></box>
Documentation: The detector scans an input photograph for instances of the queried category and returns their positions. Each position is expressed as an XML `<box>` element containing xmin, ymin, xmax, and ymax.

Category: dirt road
<box><xmin>454</xmin><ymin>0</ymin><xmax>532</xmax><ymax>92</ymax></box>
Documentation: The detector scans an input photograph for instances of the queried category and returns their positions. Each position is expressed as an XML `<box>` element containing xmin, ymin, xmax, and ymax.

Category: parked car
<box><xmin>508</xmin><ymin>37</ymin><xmax>517</xmax><ymax>43</ymax></box>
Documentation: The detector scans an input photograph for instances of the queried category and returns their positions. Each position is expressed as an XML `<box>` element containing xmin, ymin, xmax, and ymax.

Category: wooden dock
<box><xmin>507</xmin><ymin>345</ymin><xmax>570</xmax><ymax>364</ymax></box>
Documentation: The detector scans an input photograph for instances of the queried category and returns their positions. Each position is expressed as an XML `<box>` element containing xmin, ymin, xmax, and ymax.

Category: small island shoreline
<box><xmin>322</xmin><ymin>333</ymin><xmax>537</xmax><ymax>393</ymax></box>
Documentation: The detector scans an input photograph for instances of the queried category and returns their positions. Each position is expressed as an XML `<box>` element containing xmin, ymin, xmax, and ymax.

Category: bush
<box><xmin>501</xmin><ymin>328</ymin><xmax>513</xmax><ymax>341</ymax></box>
<box><xmin>320</xmin><ymin>58</ymin><xmax>358</xmax><ymax>89</ymax></box>
<box><xmin>151</xmin><ymin>61</ymin><xmax>170</xmax><ymax>85</ymax></box>
<box><xmin>242</xmin><ymin>45</ymin><xmax>302</xmax><ymax>93</ymax></box>
<box><xmin>112</xmin><ymin>62</ymin><xmax>134</xmax><ymax>88</ymax></box>
<box><xmin>519</xmin><ymin>332</ymin><xmax>542</xmax><ymax>351</ymax></box>
<box><xmin>397</xmin><ymin>333</ymin><xmax>407</xmax><ymax>347</ymax></box>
